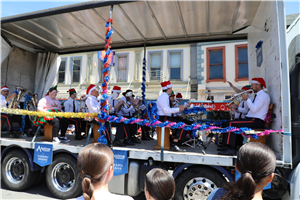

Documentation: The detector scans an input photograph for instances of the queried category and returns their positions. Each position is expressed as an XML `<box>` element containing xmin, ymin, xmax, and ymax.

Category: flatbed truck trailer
<box><xmin>1</xmin><ymin>1</ymin><xmax>299</xmax><ymax>200</ymax></box>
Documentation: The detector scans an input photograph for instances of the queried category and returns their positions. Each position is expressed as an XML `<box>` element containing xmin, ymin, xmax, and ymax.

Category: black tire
<box><xmin>175</xmin><ymin>166</ymin><xmax>227</xmax><ymax>200</ymax></box>
<box><xmin>45</xmin><ymin>154</ymin><xmax>82</xmax><ymax>199</ymax></box>
<box><xmin>1</xmin><ymin>149</ymin><xmax>38</xmax><ymax>190</ymax></box>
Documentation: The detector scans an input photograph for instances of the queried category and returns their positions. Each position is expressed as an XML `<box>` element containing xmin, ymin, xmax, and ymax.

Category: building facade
<box><xmin>54</xmin><ymin>40</ymin><xmax>249</xmax><ymax>101</ymax></box>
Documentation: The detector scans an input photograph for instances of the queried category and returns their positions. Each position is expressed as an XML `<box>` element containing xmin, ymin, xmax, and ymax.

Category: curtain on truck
<box><xmin>34</xmin><ymin>52</ymin><xmax>61</xmax><ymax>99</ymax></box>
<box><xmin>1</xmin><ymin>36</ymin><xmax>12</xmax><ymax>68</ymax></box>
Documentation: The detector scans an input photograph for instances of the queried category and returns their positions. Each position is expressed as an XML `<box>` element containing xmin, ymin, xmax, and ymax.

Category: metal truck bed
<box><xmin>0</xmin><ymin>131</ymin><xmax>235</xmax><ymax>167</ymax></box>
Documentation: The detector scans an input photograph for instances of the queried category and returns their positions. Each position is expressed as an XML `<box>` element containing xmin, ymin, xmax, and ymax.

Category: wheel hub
<box><xmin>184</xmin><ymin>177</ymin><xmax>217</xmax><ymax>200</ymax></box>
<box><xmin>6</xmin><ymin>157</ymin><xmax>25</xmax><ymax>183</ymax></box>
<box><xmin>52</xmin><ymin>163</ymin><xmax>75</xmax><ymax>192</ymax></box>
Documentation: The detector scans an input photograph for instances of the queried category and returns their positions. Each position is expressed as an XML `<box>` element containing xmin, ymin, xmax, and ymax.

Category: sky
<box><xmin>0</xmin><ymin>0</ymin><xmax>299</xmax><ymax>18</ymax></box>
<box><xmin>0</xmin><ymin>0</ymin><xmax>91</xmax><ymax>18</ymax></box>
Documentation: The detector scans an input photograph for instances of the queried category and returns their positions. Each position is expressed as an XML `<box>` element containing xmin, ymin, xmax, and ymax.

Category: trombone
<box><xmin>226</xmin><ymin>89</ymin><xmax>254</xmax><ymax>107</ymax></box>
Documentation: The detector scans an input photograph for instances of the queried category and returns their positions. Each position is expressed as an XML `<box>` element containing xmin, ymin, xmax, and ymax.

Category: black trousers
<box><xmin>61</xmin><ymin>118</ymin><xmax>81</xmax><ymax>137</ymax></box>
<box><xmin>109</xmin><ymin>122</ymin><xmax>128</xmax><ymax>140</ymax></box>
<box><xmin>1</xmin><ymin>113</ymin><xmax>14</xmax><ymax>131</ymax></box>
<box><xmin>222</xmin><ymin>118</ymin><xmax>265</xmax><ymax>147</ymax></box>
<box><xmin>46</xmin><ymin>118</ymin><xmax>60</xmax><ymax>138</ymax></box>
<box><xmin>159</xmin><ymin>116</ymin><xmax>185</xmax><ymax>140</ymax></box>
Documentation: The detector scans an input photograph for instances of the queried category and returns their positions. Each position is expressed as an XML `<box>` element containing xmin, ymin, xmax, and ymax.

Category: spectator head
<box><xmin>144</xmin><ymin>168</ymin><xmax>175</xmax><ymax>200</ymax></box>
<box><xmin>221</xmin><ymin>142</ymin><xmax>276</xmax><ymax>200</ymax></box>
<box><xmin>77</xmin><ymin>143</ymin><xmax>114</xmax><ymax>200</ymax></box>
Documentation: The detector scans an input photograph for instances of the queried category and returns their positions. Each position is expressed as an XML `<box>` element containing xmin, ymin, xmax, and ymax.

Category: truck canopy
<box><xmin>1</xmin><ymin>1</ymin><xmax>262</xmax><ymax>54</ymax></box>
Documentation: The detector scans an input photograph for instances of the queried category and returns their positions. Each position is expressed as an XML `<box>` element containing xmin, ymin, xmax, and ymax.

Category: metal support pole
<box><xmin>160</xmin><ymin>127</ymin><xmax>165</xmax><ymax>161</ymax></box>
<box><xmin>85</xmin><ymin>123</ymin><xmax>93</xmax><ymax>146</ymax></box>
<box><xmin>70</xmin><ymin>53</ymin><xmax>74</xmax><ymax>89</ymax></box>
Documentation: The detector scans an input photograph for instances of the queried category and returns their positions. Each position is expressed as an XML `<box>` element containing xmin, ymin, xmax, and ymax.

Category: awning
<box><xmin>1</xmin><ymin>1</ymin><xmax>261</xmax><ymax>54</ymax></box>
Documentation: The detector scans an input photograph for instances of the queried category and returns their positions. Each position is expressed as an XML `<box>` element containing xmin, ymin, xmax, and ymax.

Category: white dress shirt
<box><xmin>85</xmin><ymin>95</ymin><xmax>101</xmax><ymax>113</ymax></box>
<box><xmin>234</xmin><ymin>96</ymin><xmax>254</xmax><ymax>119</ymax></box>
<box><xmin>246</xmin><ymin>90</ymin><xmax>270</xmax><ymax>120</ymax></box>
<box><xmin>116</xmin><ymin>96</ymin><xmax>135</xmax><ymax>117</ymax></box>
<box><xmin>173</xmin><ymin>100</ymin><xmax>182</xmax><ymax>117</ymax></box>
<box><xmin>64</xmin><ymin>98</ymin><xmax>79</xmax><ymax>113</ymax></box>
<box><xmin>157</xmin><ymin>92</ymin><xmax>179</xmax><ymax>116</ymax></box>
<box><xmin>108</xmin><ymin>95</ymin><xmax>119</xmax><ymax>114</ymax></box>
<box><xmin>0</xmin><ymin>94</ymin><xmax>8</xmax><ymax>108</ymax></box>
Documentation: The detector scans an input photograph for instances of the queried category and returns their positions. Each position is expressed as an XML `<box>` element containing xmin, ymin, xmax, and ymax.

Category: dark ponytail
<box><xmin>77</xmin><ymin>143</ymin><xmax>114</xmax><ymax>200</ymax></box>
<box><xmin>220</xmin><ymin>142</ymin><xmax>276</xmax><ymax>200</ymax></box>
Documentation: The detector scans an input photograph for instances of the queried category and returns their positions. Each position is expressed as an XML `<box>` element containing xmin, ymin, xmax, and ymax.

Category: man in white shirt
<box><xmin>157</xmin><ymin>81</ymin><xmax>187</xmax><ymax>151</ymax></box>
<box><xmin>86</xmin><ymin>84</ymin><xmax>134</xmax><ymax>147</ymax></box>
<box><xmin>108</xmin><ymin>86</ymin><xmax>135</xmax><ymax>146</ymax></box>
<box><xmin>0</xmin><ymin>85</ymin><xmax>19</xmax><ymax>138</ymax></box>
<box><xmin>61</xmin><ymin>88</ymin><xmax>84</xmax><ymax>140</ymax></box>
<box><xmin>219</xmin><ymin>78</ymin><xmax>270</xmax><ymax>155</ymax></box>
<box><xmin>117</xmin><ymin>89</ymin><xmax>140</xmax><ymax>143</ymax></box>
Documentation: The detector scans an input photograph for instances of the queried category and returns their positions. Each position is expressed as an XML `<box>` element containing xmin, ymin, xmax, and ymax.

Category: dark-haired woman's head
<box><xmin>77</xmin><ymin>143</ymin><xmax>114</xmax><ymax>200</ymax></box>
<box><xmin>144</xmin><ymin>168</ymin><xmax>175</xmax><ymax>200</ymax></box>
<box><xmin>221</xmin><ymin>142</ymin><xmax>276</xmax><ymax>200</ymax></box>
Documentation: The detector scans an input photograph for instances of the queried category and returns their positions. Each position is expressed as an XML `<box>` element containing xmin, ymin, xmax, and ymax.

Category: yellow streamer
<box><xmin>0</xmin><ymin>108</ymin><xmax>98</xmax><ymax>119</ymax></box>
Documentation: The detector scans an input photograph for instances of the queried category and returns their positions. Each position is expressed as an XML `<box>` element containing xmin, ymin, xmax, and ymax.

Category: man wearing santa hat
<box><xmin>85</xmin><ymin>84</ymin><xmax>134</xmax><ymax>147</ymax></box>
<box><xmin>108</xmin><ymin>86</ymin><xmax>135</xmax><ymax>146</ymax></box>
<box><xmin>0</xmin><ymin>85</ymin><xmax>19</xmax><ymax>138</ymax></box>
<box><xmin>157</xmin><ymin>81</ymin><xmax>187</xmax><ymax>151</ymax></box>
<box><xmin>61</xmin><ymin>88</ymin><xmax>85</xmax><ymax>141</ymax></box>
<box><xmin>219</xmin><ymin>77</ymin><xmax>270</xmax><ymax>155</ymax></box>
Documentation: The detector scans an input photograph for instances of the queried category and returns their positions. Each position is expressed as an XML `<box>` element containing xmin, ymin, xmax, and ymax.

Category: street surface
<box><xmin>1</xmin><ymin>180</ymin><xmax>146</xmax><ymax>200</ymax></box>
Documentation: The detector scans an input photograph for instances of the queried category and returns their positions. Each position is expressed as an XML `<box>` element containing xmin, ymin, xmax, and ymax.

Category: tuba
<box><xmin>8</xmin><ymin>87</ymin><xmax>27</xmax><ymax>109</ymax></box>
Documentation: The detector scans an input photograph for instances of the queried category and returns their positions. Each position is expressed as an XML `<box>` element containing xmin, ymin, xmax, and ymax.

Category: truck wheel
<box><xmin>45</xmin><ymin>154</ymin><xmax>82</xmax><ymax>199</ymax></box>
<box><xmin>1</xmin><ymin>149</ymin><xmax>38</xmax><ymax>190</ymax></box>
<box><xmin>175</xmin><ymin>167</ymin><xmax>226</xmax><ymax>200</ymax></box>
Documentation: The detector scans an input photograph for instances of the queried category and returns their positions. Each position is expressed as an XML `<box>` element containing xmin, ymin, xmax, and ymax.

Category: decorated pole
<box><xmin>141</xmin><ymin>44</ymin><xmax>147</xmax><ymax>118</ymax></box>
<box><xmin>99</xmin><ymin>6</ymin><xmax>114</xmax><ymax>143</ymax></box>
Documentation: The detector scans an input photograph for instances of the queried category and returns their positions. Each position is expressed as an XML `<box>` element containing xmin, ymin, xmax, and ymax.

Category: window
<box><xmin>206</xmin><ymin>46</ymin><xmax>226</xmax><ymax>83</ymax></box>
<box><xmin>225</xmin><ymin>95</ymin><xmax>232</xmax><ymax>100</ymax></box>
<box><xmin>86</xmin><ymin>55</ymin><xmax>92</xmax><ymax>83</ymax></box>
<box><xmin>58</xmin><ymin>59</ymin><xmax>66</xmax><ymax>83</ymax></box>
<box><xmin>135</xmin><ymin>52</ymin><xmax>141</xmax><ymax>81</ymax></box>
<box><xmin>168</xmin><ymin>50</ymin><xmax>182</xmax><ymax>80</ymax></box>
<box><xmin>117</xmin><ymin>56</ymin><xmax>127</xmax><ymax>82</ymax></box>
<box><xmin>72</xmin><ymin>59</ymin><xmax>81</xmax><ymax>82</ymax></box>
<box><xmin>235</xmin><ymin>44</ymin><xmax>249</xmax><ymax>81</ymax></box>
<box><xmin>149</xmin><ymin>51</ymin><xmax>163</xmax><ymax>81</ymax></box>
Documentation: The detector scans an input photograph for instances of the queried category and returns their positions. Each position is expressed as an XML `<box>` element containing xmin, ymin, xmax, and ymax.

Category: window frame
<box><xmin>147</xmin><ymin>50</ymin><xmax>163</xmax><ymax>82</ymax></box>
<box><xmin>58</xmin><ymin>57</ymin><xmax>67</xmax><ymax>84</ymax></box>
<box><xmin>206</xmin><ymin>46</ymin><xmax>226</xmax><ymax>83</ymax></box>
<box><xmin>167</xmin><ymin>50</ymin><xmax>183</xmax><ymax>81</ymax></box>
<box><xmin>70</xmin><ymin>56</ymin><xmax>82</xmax><ymax>83</ymax></box>
<box><xmin>115</xmin><ymin>52</ymin><xmax>129</xmax><ymax>82</ymax></box>
<box><xmin>235</xmin><ymin>44</ymin><xmax>249</xmax><ymax>82</ymax></box>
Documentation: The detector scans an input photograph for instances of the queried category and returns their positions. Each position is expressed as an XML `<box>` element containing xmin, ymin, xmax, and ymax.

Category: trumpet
<box><xmin>226</xmin><ymin>89</ymin><xmax>254</xmax><ymax>107</ymax></box>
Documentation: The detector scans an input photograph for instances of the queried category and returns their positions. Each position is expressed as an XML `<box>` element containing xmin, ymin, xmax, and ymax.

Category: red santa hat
<box><xmin>166</xmin><ymin>80</ymin><xmax>172</xmax><ymax>88</ymax></box>
<box><xmin>86</xmin><ymin>84</ymin><xmax>97</xmax><ymax>96</ymax></box>
<box><xmin>251</xmin><ymin>77</ymin><xmax>266</xmax><ymax>88</ymax></box>
<box><xmin>112</xmin><ymin>86</ymin><xmax>121</xmax><ymax>93</ymax></box>
<box><xmin>176</xmin><ymin>93</ymin><xmax>183</xmax><ymax>99</ymax></box>
<box><xmin>1</xmin><ymin>85</ymin><xmax>9</xmax><ymax>91</ymax></box>
<box><xmin>160</xmin><ymin>81</ymin><xmax>168</xmax><ymax>90</ymax></box>
<box><xmin>46</xmin><ymin>90</ymin><xmax>49</xmax><ymax>96</ymax></box>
